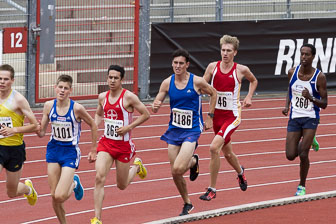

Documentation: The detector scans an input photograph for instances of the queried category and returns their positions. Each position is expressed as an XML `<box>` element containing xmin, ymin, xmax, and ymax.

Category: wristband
<box><xmin>208</xmin><ymin>113</ymin><xmax>214</xmax><ymax>118</ymax></box>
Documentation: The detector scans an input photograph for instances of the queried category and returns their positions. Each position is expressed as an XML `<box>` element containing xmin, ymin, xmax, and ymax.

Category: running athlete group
<box><xmin>0</xmin><ymin>34</ymin><xmax>327</xmax><ymax>223</ymax></box>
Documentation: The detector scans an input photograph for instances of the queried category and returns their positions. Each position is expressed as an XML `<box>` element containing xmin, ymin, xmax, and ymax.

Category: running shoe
<box><xmin>179</xmin><ymin>203</ymin><xmax>194</xmax><ymax>216</ymax></box>
<box><xmin>189</xmin><ymin>154</ymin><xmax>199</xmax><ymax>181</ymax></box>
<box><xmin>73</xmin><ymin>174</ymin><xmax>84</xmax><ymax>200</ymax></box>
<box><xmin>295</xmin><ymin>185</ymin><xmax>306</xmax><ymax>196</ymax></box>
<box><xmin>91</xmin><ymin>217</ymin><xmax>102</xmax><ymax>224</ymax></box>
<box><xmin>237</xmin><ymin>166</ymin><xmax>248</xmax><ymax>191</ymax></box>
<box><xmin>199</xmin><ymin>187</ymin><xmax>216</xmax><ymax>201</ymax></box>
<box><xmin>312</xmin><ymin>136</ymin><xmax>320</xmax><ymax>152</ymax></box>
<box><xmin>134</xmin><ymin>157</ymin><xmax>147</xmax><ymax>179</ymax></box>
<box><xmin>24</xmin><ymin>179</ymin><xmax>38</xmax><ymax>206</ymax></box>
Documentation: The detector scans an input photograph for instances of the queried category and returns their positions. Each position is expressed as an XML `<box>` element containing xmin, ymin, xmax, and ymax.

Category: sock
<box><xmin>238</xmin><ymin>166</ymin><xmax>244</xmax><ymax>176</ymax></box>
<box><xmin>209</xmin><ymin>187</ymin><xmax>216</xmax><ymax>192</ymax></box>
<box><xmin>28</xmin><ymin>186</ymin><xmax>32</xmax><ymax>196</ymax></box>
<box><xmin>74</xmin><ymin>180</ymin><xmax>78</xmax><ymax>190</ymax></box>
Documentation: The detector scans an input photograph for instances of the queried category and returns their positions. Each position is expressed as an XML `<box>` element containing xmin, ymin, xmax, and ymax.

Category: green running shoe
<box><xmin>312</xmin><ymin>136</ymin><xmax>319</xmax><ymax>152</ymax></box>
<box><xmin>295</xmin><ymin>185</ymin><xmax>306</xmax><ymax>196</ymax></box>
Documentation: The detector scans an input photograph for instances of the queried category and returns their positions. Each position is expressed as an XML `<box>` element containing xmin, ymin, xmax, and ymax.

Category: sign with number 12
<box><xmin>3</xmin><ymin>27</ymin><xmax>27</xmax><ymax>53</ymax></box>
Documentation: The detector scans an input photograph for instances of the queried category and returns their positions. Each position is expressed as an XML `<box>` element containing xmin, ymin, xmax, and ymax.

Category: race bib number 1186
<box><xmin>172</xmin><ymin>108</ymin><xmax>193</xmax><ymax>129</ymax></box>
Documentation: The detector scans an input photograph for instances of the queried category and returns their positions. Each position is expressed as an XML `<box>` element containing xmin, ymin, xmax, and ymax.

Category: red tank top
<box><xmin>103</xmin><ymin>89</ymin><xmax>132</xmax><ymax>142</ymax></box>
<box><xmin>211</xmin><ymin>61</ymin><xmax>241</xmax><ymax>117</ymax></box>
<box><xmin>212</xmin><ymin>62</ymin><xmax>239</xmax><ymax>92</ymax></box>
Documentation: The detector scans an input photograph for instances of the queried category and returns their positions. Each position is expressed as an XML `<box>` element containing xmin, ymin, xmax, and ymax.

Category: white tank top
<box><xmin>289</xmin><ymin>65</ymin><xmax>321</xmax><ymax>119</ymax></box>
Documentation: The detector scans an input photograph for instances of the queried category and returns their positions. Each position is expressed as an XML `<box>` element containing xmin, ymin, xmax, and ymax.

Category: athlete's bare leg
<box><xmin>209</xmin><ymin>135</ymin><xmax>224</xmax><ymax>188</ymax></box>
<box><xmin>94</xmin><ymin>152</ymin><xmax>113</xmax><ymax>220</ymax></box>
<box><xmin>222</xmin><ymin>141</ymin><xmax>242</xmax><ymax>174</ymax></box>
<box><xmin>168</xmin><ymin>142</ymin><xmax>196</xmax><ymax>203</ymax></box>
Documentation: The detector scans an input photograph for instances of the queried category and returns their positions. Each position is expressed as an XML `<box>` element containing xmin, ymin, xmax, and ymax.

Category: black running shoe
<box><xmin>179</xmin><ymin>203</ymin><xmax>194</xmax><ymax>216</ymax></box>
<box><xmin>199</xmin><ymin>187</ymin><xmax>216</xmax><ymax>201</ymax></box>
<box><xmin>189</xmin><ymin>154</ymin><xmax>199</xmax><ymax>181</ymax></box>
<box><xmin>237</xmin><ymin>166</ymin><xmax>247</xmax><ymax>191</ymax></box>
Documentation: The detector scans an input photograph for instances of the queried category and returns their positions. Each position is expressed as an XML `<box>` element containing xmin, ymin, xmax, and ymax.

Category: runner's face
<box><xmin>221</xmin><ymin>43</ymin><xmax>237</xmax><ymax>63</ymax></box>
<box><xmin>300</xmin><ymin>46</ymin><xmax>314</xmax><ymax>66</ymax></box>
<box><xmin>107</xmin><ymin>70</ymin><xmax>122</xmax><ymax>90</ymax></box>
<box><xmin>55</xmin><ymin>81</ymin><xmax>72</xmax><ymax>100</ymax></box>
<box><xmin>0</xmin><ymin>71</ymin><xmax>13</xmax><ymax>92</ymax></box>
<box><xmin>172</xmin><ymin>56</ymin><xmax>189</xmax><ymax>75</ymax></box>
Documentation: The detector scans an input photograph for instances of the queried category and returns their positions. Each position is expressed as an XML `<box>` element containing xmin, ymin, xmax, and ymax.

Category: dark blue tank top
<box><xmin>168</xmin><ymin>73</ymin><xmax>203</xmax><ymax>132</ymax></box>
<box><xmin>48</xmin><ymin>99</ymin><xmax>81</xmax><ymax>146</ymax></box>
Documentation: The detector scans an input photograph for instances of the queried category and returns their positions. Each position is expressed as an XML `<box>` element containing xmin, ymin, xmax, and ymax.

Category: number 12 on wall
<box><xmin>2</xmin><ymin>27</ymin><xmax>27</xmax><ymax>53</ymax></box>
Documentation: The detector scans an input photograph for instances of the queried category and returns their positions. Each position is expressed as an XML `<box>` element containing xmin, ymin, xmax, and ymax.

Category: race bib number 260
<box><xmin>292</xmin><ymin>90</ymin><xmax>313</xmax><ymax>111</ymax></box>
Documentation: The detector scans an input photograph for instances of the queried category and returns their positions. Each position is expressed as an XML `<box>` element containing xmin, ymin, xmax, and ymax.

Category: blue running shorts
<box><xmin>160</xmin><ymin>129</ymin><xmax>201</xmax><ymax>146</ymax></box>
<box><xmin>287</xmin><ymin>117</ymin><xmax>319</xmax><ymax>132</ymax></box>
<box><xmin>46</xmin><ymin>142</ymin><xmax>81</xmax><ymax>169</ymax></box>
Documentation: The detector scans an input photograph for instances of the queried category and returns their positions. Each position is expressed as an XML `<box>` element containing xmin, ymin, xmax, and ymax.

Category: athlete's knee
<box><xmin>209</xmin><ymin>144</ymin><xmax>221</xmax><ymax>156</ymax></box>
<box><xmin>286</xmin><ymin>151</ymin><xmax>297</xmax><ymax>161</ymax></box>
<box><xmin>224</xmin><ymin>151</ymin><xmax>236</xmax><ymax>160</ymax></box>
<box><xmin>116</xmin><ymin>182</ymin><xmax>128</xmax><ymax>190</ymax></box>
<box><xmin>171</xmin><ymin>164</ymin><xmax>185</xmax><ymax>176</ymax></box>
<box><xmin>6</xmin><ymin>189</ymin><xmax>17</xmax><ymax>198</ymax></box>
<box><xmin>95</xmin><ymin>172</ymin><xmax>106</xmax><ymax>186</ymax></box>
<box><xmin>299</xmin><ymin>150</ymin><xmax>309</xmax><ymax>161</ymax></box>
<box><xmin>53</xmin><ymin>192</ymin><xmax>67</xmax><ymax>203</ymax></box>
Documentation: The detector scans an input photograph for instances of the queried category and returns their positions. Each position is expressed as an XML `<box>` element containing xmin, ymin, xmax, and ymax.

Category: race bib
<box><xmin>292</xmin><ymin>89</ymin><xmax>313</xmax><ymax>111</ymax></box>
<box><xmin>172</xmin><ymin>108</ymin><xmax>193</xmax><ymax>129</ymax></box>
<box><xmin>0</xmin><ymin>117</ymin><xmax>13</xmax><ymax>138</ymax></box>
<box><xmin>215</xmin><ymin>91</ymin><xmax>233</xmax><ymax>110</ymax></box>
<box><xmin>51</xmin><ymin>121</ymin><xmax>73</xmax><ymax>141</ymax></box>
<box><xmin>104</xmin><ymin>118</ymin><xmax>123</xmax><ymax>140</ymax></box>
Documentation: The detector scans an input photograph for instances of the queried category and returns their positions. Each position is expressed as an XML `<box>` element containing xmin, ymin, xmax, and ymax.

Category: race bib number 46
<box><xmin>216</xmin><ymin>91</ymin><xmax>233</xmax><ymax>110</ymax></box>
<box><xmin>51</xmin><ymin>121</ymin><xmax>73</xmax><ymax>141</ymax></box>
<box><xmin>172</xmin><ymin>108</ymin><xmax>192</xmax><ymax>129</ymax></box>
<box><xmin>0</xmin><ymin>117</ymin><xmax>13</xmax><ymax>138</ymax></box>
<box><xmin>104</xmin><ymin>119</ymin><xmax>123</xmax><ymax>140</ymax></box>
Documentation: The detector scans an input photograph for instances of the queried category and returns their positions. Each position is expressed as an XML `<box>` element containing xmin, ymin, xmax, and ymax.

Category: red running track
<box><xmin>1</xmin><ymin>95</ymin><xmax>336</xmax><ymax>224</ymax></box>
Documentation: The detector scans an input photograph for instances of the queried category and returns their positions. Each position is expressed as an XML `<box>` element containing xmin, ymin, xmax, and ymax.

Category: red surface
<box><xmin>1</xmin><ymin>95</ymin><xmax>336</xmax><ymax>224</ymax></box>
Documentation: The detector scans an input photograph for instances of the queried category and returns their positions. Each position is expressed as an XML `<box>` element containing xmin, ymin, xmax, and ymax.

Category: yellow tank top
<box><xmin>0</xmin><ymin>90</ymin><xmax>24</xmax><ymax>146</ymax></box>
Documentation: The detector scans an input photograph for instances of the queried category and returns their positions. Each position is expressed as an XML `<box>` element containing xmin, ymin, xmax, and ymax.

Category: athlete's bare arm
<box><xmin>94</xmin><ymin>92</ymin><xmax>106</xmax><ymax>127</ymax></box>
<box><xmin>152</xmin><ymin>77</ymin><xmax>171</xmax><ymax>113</ymax></box>
<box><xmin>302</xmin><ymin>72</ymin><xmax>328</xmax><ymax>109</ymax></box>
<box><xmin>0</xmin><ymin>93</ymin><xmax>38</xmax><ymax>137</ymax></box>
<box><xmin>194</xmin><ymin>76</ymin><xmax>217</xmax><ymax>130</ymax></box>
<box><xmin>315</xmin><ymin>73</ymin><xmax>328</xmax><ymax>109</ymax></box>
<box><xmin>203</xmin><ymin>62</ymin><xmax>217</xmax><ymax>83</ymax></box>
<box><xmin>117</xmin><ymin>91</ymin><xmax>150</xmax><ymax>136</ymax></box>
<box><xmin>236</xmin><ymin>64</ymin><xmax>258</xmax><ymax>107</ymax></box>
<box><xmin>74</xmin><ymin>103</ymin><xmax>98</xmax><ymax>163</ymax></box>
<box><xmin>282</xmin><ymin>67</ymin><xmax>295</xmax><ymax>116</ymax></box>
<box><xmin>36</xmin><ymin>100</ymin><xmax>53</xmax><ymax>137</ymax></box>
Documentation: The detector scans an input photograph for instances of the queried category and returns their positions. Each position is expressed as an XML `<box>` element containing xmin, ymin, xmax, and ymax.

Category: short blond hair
<box><xmin>220</xmin><ymin>35</ymin><xmax>239</xmax><ymax>50</ymax></box>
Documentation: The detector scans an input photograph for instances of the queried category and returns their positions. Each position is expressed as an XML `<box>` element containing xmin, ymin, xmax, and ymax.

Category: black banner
<box><xmin>149</xmin><ymin>18</ymin><xmax>336</xmax><ymax>96</ymax></box>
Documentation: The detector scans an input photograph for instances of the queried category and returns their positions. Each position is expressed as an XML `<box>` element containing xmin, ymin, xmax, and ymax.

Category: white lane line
<box><xmin>20</xmin><ymin>173</ymin><xmax>336</xmax><ymax>223</ymax></box>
